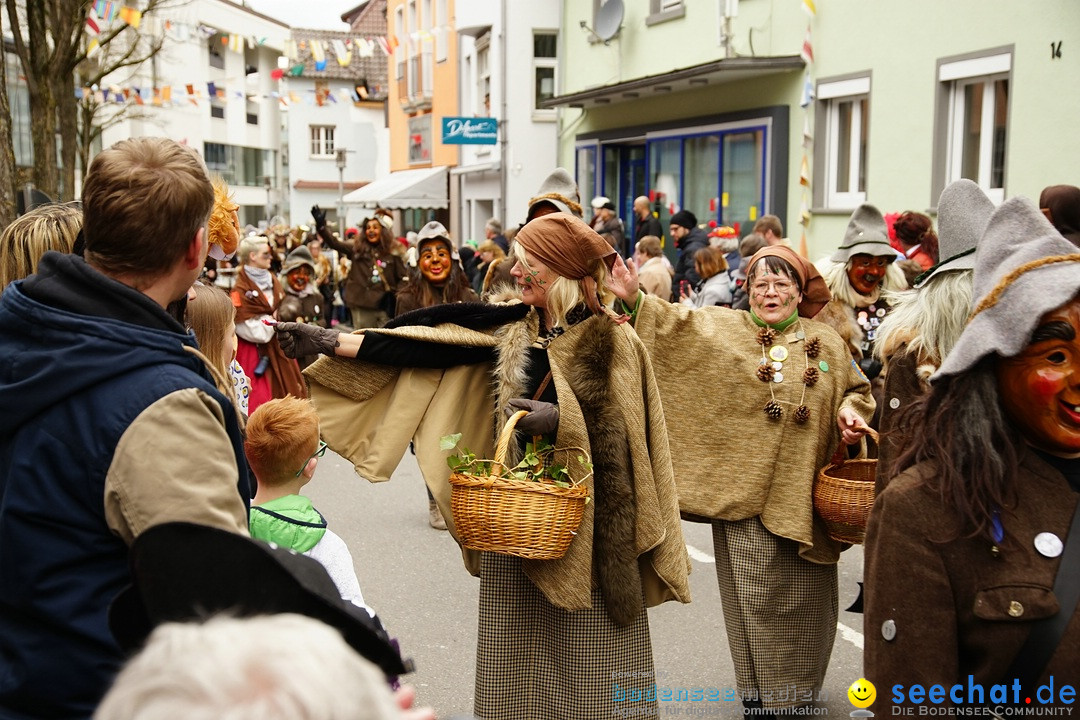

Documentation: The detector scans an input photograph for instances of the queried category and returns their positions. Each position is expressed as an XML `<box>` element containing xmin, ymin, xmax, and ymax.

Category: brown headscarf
<box><xmin>745</xmin><ymin>245</ymin><xmax>831</xmax><ymax>319</ymax></box>
<box><xmin>513</xmin><ymin>213</ymin><xmax>619</xmax><ymax>318</ymax></box>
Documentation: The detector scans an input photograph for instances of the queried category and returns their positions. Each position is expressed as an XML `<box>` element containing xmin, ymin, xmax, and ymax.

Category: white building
<box><xmin>283</xmin><ymin>18</ymin><xmax>390</xmax><ymax>230</ymax></box>
<box><xmin>454</xmin><ymin>0</ymin><xmax>561</xmax><ymax>242</ymax></box>
<box><xmin>98</xmin><ymin>0</ymin><xmax>289</xmax><ymax>227</ymax></box>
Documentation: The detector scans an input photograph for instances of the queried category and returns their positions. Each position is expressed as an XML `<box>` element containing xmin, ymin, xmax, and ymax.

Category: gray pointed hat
<box><xmin>281</xmin><ymin>245</ymin><xmax>315</xmax><ymax>275</ymax></box>
<box><xmin>527</xmin><ymin>168</ymin><xmax>583</xmax><ymax>222</ymax></box>
<box><xmin>915</xmin><ymin>179</ymin><xmax>995</xmax><ymax>288</ymax></box>
<box><xmin>934</xmin><ymin>195</ymin><xmax>1080</xmax><ymax>380</ymax></box>
<box><xmin>830</xmin><ymin>203</ymin><xmax>896</xmax><ymax>263</ymax></box>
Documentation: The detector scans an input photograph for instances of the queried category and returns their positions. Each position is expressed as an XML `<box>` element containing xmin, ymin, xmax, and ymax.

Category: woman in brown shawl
<box><xmin>231</xmin><ymin>236</ymin><xmax>305</xmax><ymax>414</ymax></box>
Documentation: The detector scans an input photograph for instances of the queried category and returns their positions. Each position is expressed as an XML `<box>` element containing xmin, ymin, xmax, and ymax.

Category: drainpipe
<box><xmin>499</xmin><ymin>0</ymin><xmax>508</xmax><ymax>226</ymax></box>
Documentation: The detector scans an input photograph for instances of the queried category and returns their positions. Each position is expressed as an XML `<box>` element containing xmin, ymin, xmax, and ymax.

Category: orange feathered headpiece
<box><xmin>207</xmin><ymin>176</ymin><xmax>241</xmax><ymax>260</ymax></box>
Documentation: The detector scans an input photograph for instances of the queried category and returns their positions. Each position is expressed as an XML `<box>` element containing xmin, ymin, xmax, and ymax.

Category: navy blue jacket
<box><xmin>0</xmin><ymin>253</ymin><xmax>249</xmax><ymax>719</ymax></box>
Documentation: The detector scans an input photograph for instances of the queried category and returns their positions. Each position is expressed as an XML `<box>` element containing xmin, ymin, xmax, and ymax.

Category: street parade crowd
<box><xmin>0</xmin><ymin>136</ymin><xmax>1078</xmax><ymax>719</ymax></box>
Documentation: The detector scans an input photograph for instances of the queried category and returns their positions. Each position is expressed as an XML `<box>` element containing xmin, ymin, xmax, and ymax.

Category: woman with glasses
<box><xmin>608</xmin><ymin>244</ymin><xmax>875</xmax><ymax>718</ymax></box>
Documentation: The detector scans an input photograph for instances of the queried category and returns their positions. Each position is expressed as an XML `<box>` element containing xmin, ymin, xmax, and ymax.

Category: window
<box><xmin>310</xmin><ymin>126</ymin><xmax>335</xmax><ymax>157</ymax></box>
<box><xmin>407</xmin><ymin>0</ymin><xmax>418</xmax><ymax>99</ymax></box>
<box><xmin>246</xmin><ymin>98</ymin><xmax>258</xmax><ymax>125</ymax></box>
<box><xmin>476</xmin><ymin>34</ymin><xmax>490</xmax><ymax>116</ymax></box>
<box><xmin>395</xmin><ymin>7</ymin><xmax>406</xmax><ymax>99</ymax></box>
<box><xmin>204</xmin><ymin>143</ymin><xmax>277</xmax><ymax>187</ymax></box>
<box><xmin>815</xmin><ymin>75</ymin><xmax>870</xmax><ymax>209</ymax></box>
<box><xmin>647</xmin><ymin>0</ymin><xmax>684</xmax><ymax>26</ymax></box>
<box><xmin>208</xmin><ymin>36</ymin><xmax>224</xmax><ymax>69</ymax></box>
<box><xmin>938</xmin><ymin>50</ymin><xmax>1010</xmax><ymax>203</ymax></box>
<box><xmin>533</xmin><ymin>32</ymin><xmax>557</xmax><ymax>115</ymax></box>
<box><xmin>210</xmin><ymin>100</ymin><xmax>225</xmax><ymax>119</ymax></box>
<box><xmin>576</xmin><ymin>145</ymin><xmax>598</xmax><ymax>204</ymax></box>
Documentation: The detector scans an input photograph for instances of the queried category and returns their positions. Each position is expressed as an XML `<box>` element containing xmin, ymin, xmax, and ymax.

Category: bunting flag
<box><xmin>803</xmin><ymin>114</ymin><xmax>813</xmax><ymax>149</ymax></box>
<box><xmin>86</xmin><ymin>37</ymin><xmax>100</xmax><ymax>57</ymax></box>
<box><xmin>799</xmin><ymin>230</ymin><xmax>809</xmax><ymax>259</ymax></box>
<box><xmin>799</xmin><ymin>193</ymin><xmax>811</xmax><ymax>226</ymax></box>
<box><xmin>802</xmin><ymin>0</ymin><xmax>816</xmax><ymax>17</ymax></box>
<box><xmin>376</xmin><ymin>36</ymin><xmax>391</xmax><ymax>55</ymax></box>
<box><xmin>309</xmin><ymin>39</ymin><xmax>325</xmax><ymax>63</ymax></box>
<box><xmin>800</xmin><ymin>24</ymin><xmax>813</xmax><ymax>64</ymax></box>
<box><xmin>332</xmin><ymin>39</ymin><xmax>351</xmax><ymax>66</ymax></box>
<box><xmin>799</xmin><ymin>155</ymin><xmax>810</xmax><ymax>187</ymax></box>
<box><xmin>118</xmin><ymin>6</ymin><xmax>141</xmax><ymax>29</ymax></box>
<box><xmin>207</xmin><ymin>81</ymin><xmax>217</xmax><ymax>97</ymax></box>
<box><xmin>271</xmin><ymin>68</ymin><xmax>284</xmax><ymax>80</ymax></box>
<box><xmin>86</xmin><ymin>8</ymin><xmax>101</xmax><ymax>35</ymax></box>
<box><xmin>800</xmin><ymin>70</ymin><xmax>814</xmax><ymax>108</ymax></box>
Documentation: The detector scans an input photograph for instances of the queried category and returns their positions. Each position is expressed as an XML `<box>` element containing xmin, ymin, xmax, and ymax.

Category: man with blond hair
<box><xmin>0</xmin><ymin>137</ymin><xmax>251</xmax><ymax>717</ymax></box>
<box><xmin>753</xmin><ymin>214</ymin><xmax>788</xmax><ymax>247</ymax></box>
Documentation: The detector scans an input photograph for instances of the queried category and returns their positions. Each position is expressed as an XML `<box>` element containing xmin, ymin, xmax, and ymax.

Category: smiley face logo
<box><xmin>848</xmin><ymin>678</ymin><xmax>876</xmax><ymax>709</ymax></box>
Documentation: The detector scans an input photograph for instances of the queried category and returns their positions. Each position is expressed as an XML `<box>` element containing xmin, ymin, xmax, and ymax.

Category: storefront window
<box><xmin>576</xmin><ymin>145</ymin><xmax>597</xmax><ymax>206</ymax></box>
<box><xmin>649</xmin><ymin>138</ymin><xmax>681</xmax><ymax>234</ymax></box>
<box><xmin>684</xmin><ymin>134</ymin><xmax>720</xmax><ymax>227</ymax></box>
<box><xmin>722</xmin><ymin>130</ymin><xmax>764</xmax><ymax>234</ymax></box>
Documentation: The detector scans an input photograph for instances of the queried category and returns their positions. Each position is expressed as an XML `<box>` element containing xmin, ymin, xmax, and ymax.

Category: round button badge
<box><xmin>1034</xmin><ymin>532</ymin><xmax>1063</xmax><ymax>558</ymax></box>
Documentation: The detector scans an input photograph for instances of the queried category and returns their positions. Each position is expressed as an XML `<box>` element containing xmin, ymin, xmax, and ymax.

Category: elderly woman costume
<box><xmin>608</xmin><ymin>244</ymin><xmax>875</xmax><ymax>715</ymax></box>
<box><xmin>274</xmin><ymin>213</ymin><xmax>690</xmax><ymax>720</ymax></box>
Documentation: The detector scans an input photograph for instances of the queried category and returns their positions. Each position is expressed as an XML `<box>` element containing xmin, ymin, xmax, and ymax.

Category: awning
<box><xmin>341</xmin><ymin>166</ymin><xmax>449</xmax><ymax>209</ymax></box>
<box><xmin>539</xmin><ymin>55</ymin><xmax>804</xmax><ymax>110</ymax></box>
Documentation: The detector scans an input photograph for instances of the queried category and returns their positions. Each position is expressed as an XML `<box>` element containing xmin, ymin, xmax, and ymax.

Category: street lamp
<box><xmin>335</xmin><ymin>148</ymin><xmax>347</xmax><ymax>232</ymax></box>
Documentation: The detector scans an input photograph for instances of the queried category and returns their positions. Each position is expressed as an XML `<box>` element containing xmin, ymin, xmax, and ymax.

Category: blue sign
<box><xmin>441</xmin><ymin>116</ymin><xmax>498</xmax><ymax>145</ymax></box>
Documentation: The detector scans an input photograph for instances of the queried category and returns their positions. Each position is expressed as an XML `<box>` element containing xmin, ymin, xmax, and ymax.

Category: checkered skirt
<box><xmin>473</xmin><ymin>552</ymin><xmax>659</xmax><ymax>720</ymax></box>
<box><xmin>712</xmin><ymin>517</ymin><xmax>838</xmax><ymax>711</ymax></box>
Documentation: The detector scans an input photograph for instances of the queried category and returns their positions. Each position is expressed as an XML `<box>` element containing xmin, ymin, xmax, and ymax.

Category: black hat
<box><xmin>670</xmin><ymin>210</ymin><xmax>698</xmax><ymax>229</ymax></box>
<box><xmin>109</xmin><ymin>523</ymin><xmax>412</xmax><ymax>678</ymax></box>
<box><xmin>601</xmin><ymin>201</ymin><xmax>616</xmax><ymax>211</ymax></box>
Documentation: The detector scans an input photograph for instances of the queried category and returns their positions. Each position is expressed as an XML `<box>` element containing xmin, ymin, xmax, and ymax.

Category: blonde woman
<box><xmin>0</xmin><ymin>202</ymin><xmax>83</xmax><ymax>289</ymax></box>
<box><xmin>185</xmin><ymin>282</ymin><xmax>250</xmax><ymax>423</ymax></box>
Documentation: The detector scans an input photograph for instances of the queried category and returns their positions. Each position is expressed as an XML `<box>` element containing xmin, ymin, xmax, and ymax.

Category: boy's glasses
<box><xmin>295</xmin><ymin>440</ymin><xmax>328</xmax><ymax>477</ymax></box>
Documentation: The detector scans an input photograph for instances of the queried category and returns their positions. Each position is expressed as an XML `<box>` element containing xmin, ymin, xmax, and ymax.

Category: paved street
<box><xmin>306</xmin><ymin>449</ymin><xmax>866</xmax><ymax>719</ymax></box>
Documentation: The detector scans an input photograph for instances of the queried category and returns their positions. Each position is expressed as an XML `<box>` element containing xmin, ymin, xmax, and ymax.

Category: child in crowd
<box><xmin>184</xmin><ymin>282</ymin><xmax>250</xmax><ymax>422</ymax></box>
<box><xmin>245</xmin><ymin>397</ymin><xmax>375</xmax><ymax>617</ymax></box>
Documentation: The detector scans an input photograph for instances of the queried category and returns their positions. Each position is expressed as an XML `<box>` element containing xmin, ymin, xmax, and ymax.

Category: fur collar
<box><xmin>492</xmin><ymin>313</ymin><xmax>642</xmax><ymax>626</ymax></box>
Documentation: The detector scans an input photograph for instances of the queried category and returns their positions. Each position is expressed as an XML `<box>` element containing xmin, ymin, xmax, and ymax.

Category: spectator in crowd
<box><xmin>589</xmin><ymin>195</ymin><xmax>609</xmax><ymax>231</ymax></box>
<box><xmin>247</xmin><ymin>397</ymin><xmax>374</xmax><ymax>613</ymax></box>
<box><xmin>753</xmin><ymin>214</ymin><xmax>787</xmax><ymax>247</ymax></box>
<box><xmin>484</xmin><ymin>217</ymin><xmax>509</xmax><ymax>254</ymax></box>
<box><xmin>892</xmin><ymin>211</ymin><xmax>938</xmax><ymax>271</ymax></box>
<box><xmin>473</xmin><ymin>240</ymin><xmax>506</xmax><ymax>298</ymax></box>
<box><xmin>186</xmin><ymin>282</ymin><xmax>251</xmax><ymax>422</ymax></box>
<box><xmin>669</xmin><ymin>210</ymin><xmax>709</xmax><ymax>297</ymax></box>
<box><xmin>0</xmin><ymin>137</ymin><xmax>251</xmax><ymax>718</ymax></box>
<box><xmin>0</xmin><ymin>201</ymin><xmax>82</xmax><ymax>289</ymax></box>
<box><xmin>231</xmin><ymin>235</ymin><xmax>307</xmax><ymax>414</ymax></box>
<box><xmin>633</xmin><ymin>195</ymin><xmax>663</xmax><ymax>248</ymax></box>
<box><xmin>864</xmin><ymin>196</ymin><xmax>1080</xmax><ymax>706</ymax></box>
<box><xmin>731</xmin><ymin>233</ymin><xmax>768</xmax><ymax>311</ymax></box>
<box><xmin>680</xmin><ymin>245</ymin><xmax>734</xmax><ymax>308</ymax></box>
<box><xmin>595</xmin><ymin>201</ymin><xmax>628</xmax><ymax>257</ymax></box>
<box><xmin>278</xmin><ymin>246</ymin><xmax>329</xmax><ymax>370</ymax></box>
<box><xmin>634</xmin><ymin>235</ymin><xmax>672</xmax><ymax>300</ymax></box>
<box><xmin>314</xmin><ymin>208</ymin><xmax>408</xmax><ymax>329</ymax></box>
<box><xmin>94</xmin><ymin>614</ymin><xmax>430</xmax><ymax>720</ymax></box>
<box><xmin>306</xmin><ymin>234</ymin><xmax>339</xmax><ymax>325</ymax></box>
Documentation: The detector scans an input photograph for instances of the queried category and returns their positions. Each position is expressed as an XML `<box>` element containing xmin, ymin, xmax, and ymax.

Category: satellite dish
<box><xmin>594</xmin><ymin>0</ymin><xmax>624</xmax><ymax>42</ymax></box>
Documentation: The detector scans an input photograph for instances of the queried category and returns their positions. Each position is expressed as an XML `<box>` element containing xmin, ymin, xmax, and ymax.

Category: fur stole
<box><xmin>491</xmin><ymin>311</ymin><xmax>643</xmax><ymax>626</ymax></box>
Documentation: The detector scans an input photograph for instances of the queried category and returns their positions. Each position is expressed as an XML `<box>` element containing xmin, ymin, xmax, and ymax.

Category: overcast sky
<box><xmin>239</xmin><ymin>0</ymin><xmax>353</xmax><ymax>31</ymax></box>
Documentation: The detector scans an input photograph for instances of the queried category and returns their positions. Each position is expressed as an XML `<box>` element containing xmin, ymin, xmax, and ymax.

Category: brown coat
<box><xmin>301</xmin><ymin>303</ymin><xmax>691</xmax><ymax>613</ymax></box>
<box><xmin>632</xmin><ymin>294</ymin><xmax>875</xmax><ymax>564</ymax></box>
<box><xmin>874</xmin><ymin>343</ymin><xmax>925</xmax><ymax>493</ymax></box>
<box><xmin>864</xmin><ymin>452</ymin><xmax>1080</xmax><ymax>707</ymax></box>
<box><xmin>231</xmin><ymin>268</ymin><xmax>306</xmax><ymax>400</ymax></box>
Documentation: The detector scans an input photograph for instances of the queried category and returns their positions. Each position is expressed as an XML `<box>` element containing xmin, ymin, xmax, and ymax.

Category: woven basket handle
<box><xmin>491</xmin><ymin>409</ymin><xmax>529</xmax><ymax>477</ymax></box>
<box><xmin>831</xmin><ymin>427</ymin><xmax>881</xmax><ymax>467</ymax></box>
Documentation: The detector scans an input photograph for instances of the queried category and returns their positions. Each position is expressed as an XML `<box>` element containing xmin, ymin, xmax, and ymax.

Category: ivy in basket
<box><xmin>440</xmin><ymin>433</ymin><xmax>592</xmax><ymax>495</ymax></box>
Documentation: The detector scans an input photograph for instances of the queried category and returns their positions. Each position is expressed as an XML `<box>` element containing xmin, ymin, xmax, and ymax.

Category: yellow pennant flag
<box><xmin>119</xmin><ymin>6</ymin><xmax>142</xmax><ymax>29</ymax></box>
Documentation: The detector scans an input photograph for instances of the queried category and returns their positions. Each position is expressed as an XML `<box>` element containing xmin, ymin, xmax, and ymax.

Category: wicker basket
<box><xmin>813</xmin><ymin>429</ymin><xmax>879</xmax><ymax>544</ymax></box>
<box><xmin>449</xmin><ymin>410</ymin><xmax>589</xmax><ymax>560</ymax></box>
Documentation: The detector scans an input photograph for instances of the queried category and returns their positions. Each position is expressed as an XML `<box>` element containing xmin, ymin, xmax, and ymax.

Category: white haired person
<box><xmin>607</xmin><ymin>244</ymin><xmax>874</xmax><ymax>717</ymax></box>
<box><xmin>814</xmin><ymin>204</ymin><xmax>908</xmax><ymax>382</ymax></box>
<box><xmin>864</xmin><ymin>196</ymin><xmax>1080</xmax><ymax>709</ymax></box>
<box><xmin>872</xmin><ymin>180</ymin><xmax>994</xmax><ymax>492</ymax></box>
<box><xmin>272</xmin><ymin>212</ymin><xmax>690</xmax><ymax>720</ymax></box>
<box><xmin>231</xmin><ymin>235</ymin><xmax>306</xmax><ymax>415</ymax></box>
<box><xmin>94</xmin><ymin>614</ymin><xmax>433</xmax><ymax>720</ymax></box>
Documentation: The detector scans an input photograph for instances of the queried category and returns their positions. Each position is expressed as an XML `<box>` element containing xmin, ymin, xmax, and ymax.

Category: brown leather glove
<box><xmin>275</xmin><ymin>321</ymin><xmax>341</xmax><ymax>358</ymax></box>
<box><xmin>505</xmin><ymin>398</ymin><xmax>560</xmax><ymax>436</ymax></box>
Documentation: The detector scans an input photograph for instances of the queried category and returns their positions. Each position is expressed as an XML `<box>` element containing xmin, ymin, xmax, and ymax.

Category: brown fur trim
<box><xmin>815</xmin><ymin>298</ymin><xmax>863</xmax><ymax>361</ymax></box>
<box><xmin>562</xmin><ymin>317</ymin><xmax>642</xmax><ymax>626</ymax></box>
<box><xmin>527</xmin><ymin>192</ymin><xmax>584</xmax><ymax>218</ymax></box>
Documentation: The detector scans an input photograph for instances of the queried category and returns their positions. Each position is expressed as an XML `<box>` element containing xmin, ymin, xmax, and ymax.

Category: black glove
<box><xmin>505</xmin><ymin>398</ymin><xmax>560</xmax><ymax>436</ymax></box>
<box><xmin>311</xmin><ymin>205</ymin><xmax>327</xmax><ymax>231</ymax></box>
<box><xmin>276</xmin><ymin>321</ymin><xmax>341</xmax><ymax>358</ymax></box>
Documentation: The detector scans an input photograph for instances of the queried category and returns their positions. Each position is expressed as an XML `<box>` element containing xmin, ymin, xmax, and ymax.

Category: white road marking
<box><xmin>837</xmin><ymin>621</ymin><xmax>864</xmax><ymax>649</ymax></box>
<box><xmin>685</xmin><ymin>543</ymin><xmax>715</xmax><ymax>563</ymax></box>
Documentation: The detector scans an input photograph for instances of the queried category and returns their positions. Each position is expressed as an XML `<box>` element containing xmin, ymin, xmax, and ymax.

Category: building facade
<box><xmin>454</xmin><ymin>0</ymin><xmax>561</xmax><ymax>244</ymax></box>
<box><xmin>549</xmin><ymin>0</ymin><xmax>1080</xmax><ymax>260</ymax></box>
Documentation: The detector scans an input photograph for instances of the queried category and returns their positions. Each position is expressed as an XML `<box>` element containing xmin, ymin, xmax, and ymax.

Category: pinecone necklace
<box><xmin>756</xmin><ymin>322</ymin><xmax>822</xmax><ymax>424</ymax></box>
